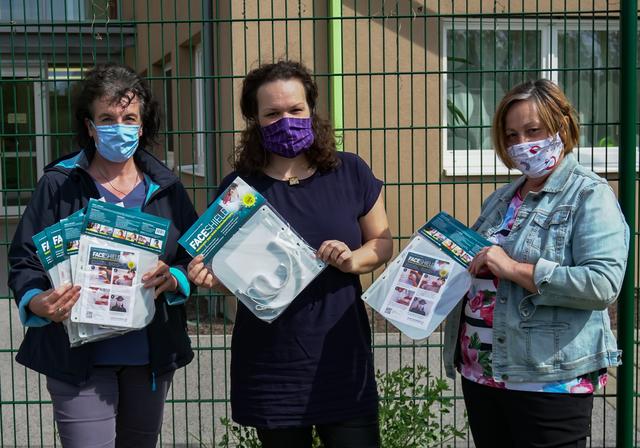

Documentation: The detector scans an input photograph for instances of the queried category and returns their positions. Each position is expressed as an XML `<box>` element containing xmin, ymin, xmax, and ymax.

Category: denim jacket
<box><xmin>443</xmin><ymin>153</ymin><xmax>629</xmax><ymax>382</ymax></box>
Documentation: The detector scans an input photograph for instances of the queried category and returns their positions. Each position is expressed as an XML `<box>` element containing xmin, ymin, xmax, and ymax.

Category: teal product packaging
<box><xmin>61</xmin><ymin>210</ymin><xmax>84</xmax><ymax>257</ymax></box>
<box><xmin>179</xmin><ymin>177</ymin><xmax>326</xmax><ymax>322</ymax></box>
<box><xmin>179</xmin><ymin>177</ymin><xmax>266</xmax><ymax>263</ymax></box>
<box><xmin>71</xmin><ymin>199</ymin><xmax>170</xmax><ymax>330</ymax></box>
<box><xmin>32</xmin><ymin>229</ymin><xmax>56</xmax><ymax>275</ymax></box>
<box><xmin>418</xmin><ymin>212</ymin><xmax>491</xmax><ymax>268</ymax></box>
<box><xmin>47</xmin><ymin>223</ymin><xmax>73</xmax><ymax>286</ymax></box>
<box><xmin>33</xmin><ymin>224</ymin><xmax>77</xmax><ymax>341</ymax></box>
<box><xmin>61</xmin><ymin>211</ymin><xmax>84</xmax><ymax>282</ymax></box>
<box><xmin>363</xmin><ymin>212</ymin><xmax>491</xmax><ymax>340</ymax></box>
<box><xmin>82</xmin><ymin>199</ymin><xmax>169</xmax><ymax>256</ymax></box>
<box><xmin>60</xmin><ymin>210</ymin><xmax>127</xmax><ymax>347</ymax></box>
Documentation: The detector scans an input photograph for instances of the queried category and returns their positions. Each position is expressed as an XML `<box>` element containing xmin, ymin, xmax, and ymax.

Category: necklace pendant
<box><xmin>287</xmin><ymin>176</ymin><xmax>299</xmax><ymax>186</ymax></box>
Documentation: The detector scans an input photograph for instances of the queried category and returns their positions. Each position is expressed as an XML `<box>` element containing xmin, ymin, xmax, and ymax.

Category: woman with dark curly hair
<box><xmin>9</xmin><ymin>62</ymin><xmax>198</xmax><ymax>447</ymax></box>
<box><xmin>188</xmin><ymin>60</ymin><xmax>393</xmax><ymax>447</ymax></box>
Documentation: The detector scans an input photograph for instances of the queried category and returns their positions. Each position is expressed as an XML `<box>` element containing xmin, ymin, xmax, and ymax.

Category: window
<box><xmin>0</xmin><ymin>65</ymin><xmax>86</xmax><ymax>215</ymax></box>
<box><xmin>194</xmin><ymin>44</ymin><xmax>205</xmax><ymax>175</ymax></box>
<box><xmin>0</xmin><ymin>0</ymin><xmax>115</xmax><ymax>21</ymax></box>
<box><xmin>163</xmin><ymin>65</ymin><xmax>175</xmax><ymax>159</ymax></box>
<box><xmin>48</xmin><ymin>67</ymin><xmax>84</xmax><ymax>160</ymax></box>
<box><xmin>442</xmin><ymin>19</ymin><xmax>640</xmax><ymax>175</ymax></box>
<box><xmin>0</xmin><ymin>64</ymin><xmax>45</xmax><ymax>214</ymax></box>
<box><xmin>178</xmin><ymin>44</ymin><xmax>206</xmax><ymax>177</ymax></box>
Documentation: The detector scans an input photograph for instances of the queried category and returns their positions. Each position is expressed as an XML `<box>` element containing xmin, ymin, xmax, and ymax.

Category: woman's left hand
<box><xmin>317</xmin><ymin>240</ymin><xmax>356</xmax><ymax>273</ymax></box>
<box><xmin>469</xmin><ymin>245</ymin><xmax>516</xmax><ymax>279</ymax></box>
<box><xmin>142</xmin><ymin>260</ymin><xmax>178</xmax><ymax>298</ymax></box>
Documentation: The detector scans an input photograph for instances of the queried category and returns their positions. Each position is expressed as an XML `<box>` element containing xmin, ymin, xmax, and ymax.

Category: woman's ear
<box><xmin>85</xmin><ymin>118</ymin><xmax>96</xmax><ymax>140</ymax></box>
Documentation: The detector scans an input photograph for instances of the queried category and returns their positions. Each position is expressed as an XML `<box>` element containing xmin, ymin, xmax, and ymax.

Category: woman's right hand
<box><xmin>187</xmin><ymin>255</ymin><xmax>228</xmax><ymax>291</ymax></box>
<box><xmin>28</xmin><ymin>283</ymin><xmax>81</xmax><ymax>323</ymax></box>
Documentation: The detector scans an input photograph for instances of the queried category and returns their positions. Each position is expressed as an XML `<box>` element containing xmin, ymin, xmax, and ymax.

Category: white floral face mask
<box><xmin>506</xmin><ymin>132</ymin><xmax>563</xmax><ymax>178</ymax></box>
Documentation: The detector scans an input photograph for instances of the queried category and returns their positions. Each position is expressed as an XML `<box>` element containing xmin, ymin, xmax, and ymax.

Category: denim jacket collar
<box><xmin>500</xmin><ymin>152</ymin><xmax>578</xmax><ymax>201</ymax></box>
<box><xmin>539</xmin><ymin>152</ymin><xmax>578</xmax><ymax>193</ymax></box>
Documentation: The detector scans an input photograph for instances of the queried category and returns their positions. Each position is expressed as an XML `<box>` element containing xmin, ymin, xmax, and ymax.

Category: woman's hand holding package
<box><xmin>317</xmin><ymin>194</ymin><xmax>393</xmax><ymax>274</ymax></box>
<box><xmin>469</xmin><ymin>245</ymin><xmax>537</xmax><ymax>293</ymax></box>
<box><xmin>187</xmin><ymin>255</ymin><xmax>230</xmax><ymax>293</ymax></box>
<box><xmin>28</xmin><ymin>283</ymin><xmax>81</xmax><ymax>322</ymax></box>
<box><xmin>142</xmin><ymin>260</ymin><xmax>178</xmax><ymax>298</ymax></box>
<box><xmin>317</xmin><ymin>240</ymin><xmax>356</xmax><ymax>273</ymax></box>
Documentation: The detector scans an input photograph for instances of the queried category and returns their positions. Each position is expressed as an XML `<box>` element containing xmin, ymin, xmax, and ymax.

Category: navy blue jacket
<box><xmin>8</xmin><ymin>148</ymin><xmax>198</xmax><ymax>385</ymax></box>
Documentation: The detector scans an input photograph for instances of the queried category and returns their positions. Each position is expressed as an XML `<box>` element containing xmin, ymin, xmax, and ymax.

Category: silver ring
<box><xmin>56</xmin><ymin>307</ymin><xmax>63</xmax><ymax>314</ymax></box>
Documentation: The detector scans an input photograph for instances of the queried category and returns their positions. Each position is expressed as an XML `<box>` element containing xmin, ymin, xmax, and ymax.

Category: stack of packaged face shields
<box><xmin>362</xmin><ymin>212</ymin><xmax>491</xmax><ymax>340</ymax></box>
<box><xmin>33</xmin><ymin>199</ymin><xmax>170</xmax><ymax>346</ymax></box>
<box><xmin>33</xmin><ymin>212</ymin><xmax>82</xmax><ymax>343</ymax></box>
<box><xmin>179</xmin><ymin>177</ymin><xmax>326</xmax><ymax>322</ymax></box>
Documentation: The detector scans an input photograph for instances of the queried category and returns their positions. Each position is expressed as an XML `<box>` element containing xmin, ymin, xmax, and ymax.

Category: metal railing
<box><xmin>0</xmin><ymin>1</ymin><xmax>638</xmax><ymax>446</ymax></box>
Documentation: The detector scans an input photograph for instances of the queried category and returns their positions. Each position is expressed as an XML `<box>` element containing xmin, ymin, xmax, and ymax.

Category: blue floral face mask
<box><xmin>91</xmin><ymin>121</ymin><xmax>141</xmax><ymax>163</ymax></box>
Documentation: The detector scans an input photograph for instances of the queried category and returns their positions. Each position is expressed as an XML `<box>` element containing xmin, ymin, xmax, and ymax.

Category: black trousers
<box><xmin>462</xmin><ymin>377</ymin><xmax>594</xmax><ymax>448</ymax></box>
<box><xmin>256</xmin><ymin>414</ymin><xmax>380</xmax><ymax>448</ymax></box>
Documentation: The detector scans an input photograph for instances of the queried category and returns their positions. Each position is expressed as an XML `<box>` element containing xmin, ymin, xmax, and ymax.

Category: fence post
<box><xmin>328</xmin><ymin>0</ymin><xmax>344</xmax><ymax>150</ymax></box>
<box><xmin>617</xmin><ymin>3</ymin><xmax>637</xmax><ymax>448</ymax></box>
<box><xmin>203</xmin><ymin>0</ymin><xmax>217</xmax><ymax>197</ymax></box>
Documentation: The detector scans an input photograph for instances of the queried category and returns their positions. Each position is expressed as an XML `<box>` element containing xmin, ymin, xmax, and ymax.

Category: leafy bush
<box><xmin>218</xmin><ymin>366</ymin><xmax>466</xmax><ymax>447</ymax></box>
<box><xmin>377</xmin><ymin>365</ymin><xmax>466</xmax><ymax>448</ymax></box>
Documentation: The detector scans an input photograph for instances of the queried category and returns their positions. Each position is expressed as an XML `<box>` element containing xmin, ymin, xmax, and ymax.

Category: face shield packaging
<box><xmin>179</xmin><ymin>177</ymin><xmax>326</xmax><ymax>322</ymax></box>
<box><xmin>71</xmin><ymin>199</ymin><xmax>170</xmax><ymax>330</ymax></box>
<box><xmin>61</xmin><ymin>210</ymin><xmax>84</xmax><ymax>280</ymax></box>
<box><xmin>33</xmin><ymin>224</ymin><xmax>84</xmax><ymax>345</ymax></box>
<box><xmin>60</xmin><ymin>210</ymin><xmax>130</xmax><ymax>347</ymax></box>
<box><xmin>32</xmin><ymin>229</ymin><xmax>60</xmax><ymax>286</ymax></box>
<box><xmin>362</xmin><ymin>212</ymin><xmax>491</xmax><ymax>340</ymax></box>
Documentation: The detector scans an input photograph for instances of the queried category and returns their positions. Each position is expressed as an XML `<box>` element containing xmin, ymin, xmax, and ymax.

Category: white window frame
<box><xmin>0</xmin><ymin>63</ymin><xmax>47</xmax><ymax>216</ymax></box>
<box><xmin>1</xmin><ymin>1</ymin><xmax>85</xmax><ymax>21</ymax></box>
<box><xmin>161</xmin><ymin>64</ymin><xmax>175</xmax><ymax>168</ymax></box>
<box><xmin>441</xmin><ymin>18</ymin><xmax>634</xmax><ymax>176</ymax></box>
<box><xmin>178</xmin><ymin>44</ymin><xmax>206</xmax><ymax>177</ymax></box>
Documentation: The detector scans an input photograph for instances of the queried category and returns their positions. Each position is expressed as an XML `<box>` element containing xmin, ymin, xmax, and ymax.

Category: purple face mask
<box><xmin>260</xmin><ymin>117</ymin><xmax>315</xmax><ymax>158</ymax></box>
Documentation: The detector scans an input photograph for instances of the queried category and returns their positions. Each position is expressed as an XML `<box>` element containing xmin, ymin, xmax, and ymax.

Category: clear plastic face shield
<box><xmin>212</xmin><ymin>206</ymin><xmax>325</xmax><ymax>321</ymax></box>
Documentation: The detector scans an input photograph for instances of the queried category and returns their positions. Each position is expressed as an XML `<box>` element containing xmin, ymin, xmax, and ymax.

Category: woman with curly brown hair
<box><xmin>188</xmin><ymin>60</ymin><xmax>392</xmax><ymax>447</ymax></box>
<box><xmin>9</xmin><ymin>62</ymin><xmax>197</xmax><ymax>447</ymax></box>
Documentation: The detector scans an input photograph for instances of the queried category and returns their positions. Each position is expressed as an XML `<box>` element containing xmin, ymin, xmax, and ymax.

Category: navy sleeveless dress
<box><xmin>217</xmin><ymin>152</ymin><xmax>382</xmax><ymax>428</ymax></box>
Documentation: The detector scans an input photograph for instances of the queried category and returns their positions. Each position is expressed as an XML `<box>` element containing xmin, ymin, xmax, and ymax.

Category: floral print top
<box><xmin>459</xmin><ymin>190</ymin><xmax>607</xmax><ymax>393</ymax></box>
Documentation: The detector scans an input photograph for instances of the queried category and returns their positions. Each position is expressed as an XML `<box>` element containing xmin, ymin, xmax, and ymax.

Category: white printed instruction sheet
<box><xmin>379</xmin><ymin>250</ymin><xmax>453</xmax><ymax>330</ymax></box>
<box><xmin>363</xmin><ymin>212</ymin><xmax>491</xmax><ymax>340</ymax></box>
<box><xmin>75</xmin><ymin>246</ymin><xmax>140</xmax><ymax>327</ymax></box>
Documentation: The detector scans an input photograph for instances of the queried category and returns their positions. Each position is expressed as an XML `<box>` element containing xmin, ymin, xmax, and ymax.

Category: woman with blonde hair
<box><xmin>444</xmin><ymin>79</ymin><xmax>628</xmax><ymax>448</ymax></box>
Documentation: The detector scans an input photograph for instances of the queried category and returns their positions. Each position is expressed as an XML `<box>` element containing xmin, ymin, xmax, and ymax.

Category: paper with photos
<box><xmin>71</xmin><ymin>199</ymin><xmax>169</xmax><ymax>329</ymax></box>
<box><xmin>363</xmin><ymin>212</ymin><xmax>490</xmax><ymax>340</ymax></box>
<box><xmin>73</xmin><ymin>246</ymin><xmax>140</xmax><ymax>327</ymax></box>
<box><xmin>379</xmin><ymin>251</ymin><xmax>453</xmax><ymax>330</ymax></box>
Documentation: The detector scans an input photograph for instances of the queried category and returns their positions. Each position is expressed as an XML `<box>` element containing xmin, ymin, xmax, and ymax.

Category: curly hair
<box><xmin>72</xmin><ymin>62</ymin><xmax>161</xmax><ymax>155</ymax></box>
<box><xmin>232</xmin><ymin>60</ymin><xmax>340</xmax><ymax>175</ymax></box>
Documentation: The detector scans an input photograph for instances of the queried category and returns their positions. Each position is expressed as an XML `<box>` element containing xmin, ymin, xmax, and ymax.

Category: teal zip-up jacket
<box><xmin>444</xmin><ymin>153</ymin><xmax>629</xmax><ymax>383</ymax></box>
<box><xmin>8</xmin><ymin>148</ymin><xmax>198</xmax><ymax>385</ymax></box>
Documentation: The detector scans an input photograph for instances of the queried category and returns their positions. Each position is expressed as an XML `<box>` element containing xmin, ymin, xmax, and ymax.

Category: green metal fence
<box><xmin>0</xmin><ymin>1</ymin><xmax>638</xmax><ymax>446</ymax></box>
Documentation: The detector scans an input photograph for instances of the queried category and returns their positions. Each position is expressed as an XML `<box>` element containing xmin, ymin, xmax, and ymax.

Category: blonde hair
<box><xmin>492</xmin><ymin>79</ymin><xmax>580</xmax><ymax>169</ymax></box>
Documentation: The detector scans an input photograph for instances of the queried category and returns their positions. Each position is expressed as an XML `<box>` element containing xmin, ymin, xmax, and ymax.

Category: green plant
<box><xmin>218</xmin><ymin>366</ymin><xmax>466</xmax><ymax>447</ymax></box>
<box><xmin>217</xmin><ymin>418</ymin><xmax>262</xmax><ymax>448</ymax></box>
<box><xmin>377</xmin><ymin>366</ymin><xmax>466</xmax><ymax>448</ymax></box>
<box><xmin>447</xmin><ymin>99</ymin><xmax>469</xmax><ymax>126</ymax></box>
